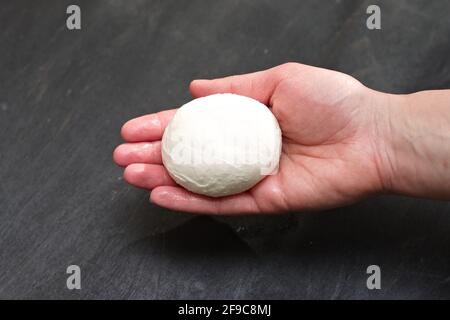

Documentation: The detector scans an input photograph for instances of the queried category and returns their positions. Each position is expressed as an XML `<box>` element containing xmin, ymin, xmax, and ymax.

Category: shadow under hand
<box><xmin>134</xmin><ymin>216</ymin><xmax>257</xmax><ymax>258</ymax></box>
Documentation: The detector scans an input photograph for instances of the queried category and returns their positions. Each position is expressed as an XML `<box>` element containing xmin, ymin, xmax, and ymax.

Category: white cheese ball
<box><xmin>162</xmin><ymin>93</ymin><xmax>282</xmax><ymax>197</ymax></box>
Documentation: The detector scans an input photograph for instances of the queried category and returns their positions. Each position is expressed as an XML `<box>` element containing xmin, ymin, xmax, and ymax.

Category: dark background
<box><xmin>1</xmin><ymin>0</ymin><xmax>449</xmax><ymax>299</ymax></box>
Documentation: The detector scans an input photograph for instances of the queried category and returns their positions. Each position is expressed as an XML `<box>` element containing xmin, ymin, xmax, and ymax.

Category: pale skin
<box><xmin>113</xmin><ymin>63</ymin><xmax>450</xmax><ymax>214</ymax></box>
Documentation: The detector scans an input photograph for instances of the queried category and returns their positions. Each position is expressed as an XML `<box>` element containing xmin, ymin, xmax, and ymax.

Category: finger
<box><xmin>124</xmin><ymin>163</ymin><xmax>176</xmax><ymax>190</ymax></box>
<box><xmin>113</xmin><ymin>142</ymin><xmax>162</xmax><ymax>167</ymax></box>
<box><xmin>121</xmin><ymin>109</ymin><xmax>177</xmax><ymax>142</ymax></box>
<box><xmin>150</xmin><ymin>186</ymin><xmax>262</xmax><ymax>215</ymax></box>
<box><xmin>189</xmin><ymin>64</ymin><xmax>290</xmax><ymax>105</ymax></box>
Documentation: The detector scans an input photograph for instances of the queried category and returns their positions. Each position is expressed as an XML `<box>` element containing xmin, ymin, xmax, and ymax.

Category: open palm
<box><xmin>114</xmin><ymin>63</ymin><xmax>385</xmax><ymax>214</ymax></box>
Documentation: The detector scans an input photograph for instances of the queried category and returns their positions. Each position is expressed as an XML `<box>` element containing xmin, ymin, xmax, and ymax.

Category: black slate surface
<box><xmin>1</xmin><ymin>0</ymin><xmax>449</xmax><ymax>299</ymax></box>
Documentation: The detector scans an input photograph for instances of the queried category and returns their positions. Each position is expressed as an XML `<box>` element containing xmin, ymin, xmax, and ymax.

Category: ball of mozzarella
<box><xmin>162</xmin><ymin>93</ymin><xmax>281</xmax><ymax>197</ymax></box>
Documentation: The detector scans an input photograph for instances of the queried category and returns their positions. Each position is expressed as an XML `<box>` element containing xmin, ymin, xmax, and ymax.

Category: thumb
<box><xmin>189</xmin><ymin>64</ymin><xmax>290</xmax><ymax>105</ymax></box>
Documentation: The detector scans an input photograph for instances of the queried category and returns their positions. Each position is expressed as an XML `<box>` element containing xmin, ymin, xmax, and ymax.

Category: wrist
<box><xmin>371</xmin><ymin>90</ymin><xmax>450</xmax><ymax>199</ymax></box>
<box><xmin>367</xmin><ymin>90</ymin><xmax>403</xmax><ymax>195</ymax></box>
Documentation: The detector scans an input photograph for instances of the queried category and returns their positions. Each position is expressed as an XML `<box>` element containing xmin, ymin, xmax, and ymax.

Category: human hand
<box><xmin>113</xmin><ymin>63</ymin><xmax>397</xmax><ymax>214</ymax></box>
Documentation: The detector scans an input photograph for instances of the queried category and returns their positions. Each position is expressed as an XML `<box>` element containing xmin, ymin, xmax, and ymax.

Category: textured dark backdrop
<box><xmin>0</xmin><ymin>0</ymin><xmax>449</xmax><ymax>299</ymax></box>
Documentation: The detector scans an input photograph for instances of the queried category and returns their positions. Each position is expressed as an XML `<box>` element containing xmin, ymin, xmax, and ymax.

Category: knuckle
<box><xmin>280</xmin><ymin>62</ymin><xmax>301</xmax><ymax>71</ymax></box>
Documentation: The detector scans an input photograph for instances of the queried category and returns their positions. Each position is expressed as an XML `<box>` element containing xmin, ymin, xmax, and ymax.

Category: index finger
<box><xmin>121</xmin><ymin>109</ymin><xmax>177</xmax><ymax>142</ymax></box>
